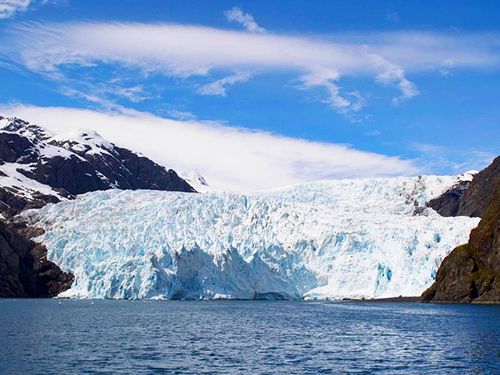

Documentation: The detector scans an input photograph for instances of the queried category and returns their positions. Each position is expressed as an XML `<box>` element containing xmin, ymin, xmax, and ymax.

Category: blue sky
<box><xmin>0</xmin><ymin>0</ymin><xmax>499</xmax><ymax>191</ymax></box>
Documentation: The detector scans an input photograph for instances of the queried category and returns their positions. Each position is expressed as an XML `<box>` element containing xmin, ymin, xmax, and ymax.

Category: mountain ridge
<box><xmin>0</xmin><ymin>116</ymin><xmax>195</xmax><ymax>218</ymax></box>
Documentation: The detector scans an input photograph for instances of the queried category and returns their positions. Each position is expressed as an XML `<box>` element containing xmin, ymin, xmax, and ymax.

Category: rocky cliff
<box><xmin>422</xmin><ymin>156</ymin><xmax>500</xmax><ymax>303</ymax></box>
<box><xmin>0</xmin><ymin>220</ymin><xmax>73</xmax><ymax>297</ymax></box>
<box><xmin>428</xmin><ymin>157</ymin><xmax>500</xmax><ymax>218</ymax></box>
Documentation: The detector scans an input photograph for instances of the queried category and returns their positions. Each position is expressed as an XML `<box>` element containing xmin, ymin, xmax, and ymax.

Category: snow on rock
<box><xmin>0</xmin><ymin>116</ymin><xmax>10</xmax><ymax>129</ymax></box>
<box><xmin>49</xmin><ymin>128</ymin><xmax>114</xmax><ymax>156</ymax></box>
<box><xmin>0</xmin><ymin>117</ymin><xmax>82</xmax><ymax>162</ymax></box>
<box><xmin>24</xmin><ymin>174</ymin><xmax>479</xmax><ymax>300</ymax></box>
<box><xmin>181</xmin><ymin>170</ymin><xmax>211</xmax><ymax>192</ymax></box>
<box><xmin>0</xmin><ymin>117</ymin><xmax>55</xmax><ymax>142</ymax></box>
<box><xmin>0</xmin><ymin>162</ymin><xmax>63</xmax><ymax>200</ymax></box>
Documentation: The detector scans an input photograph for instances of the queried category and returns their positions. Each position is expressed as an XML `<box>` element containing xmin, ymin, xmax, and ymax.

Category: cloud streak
<box><xmin>0</xmin><ymin>104</ymin><xmax>420</xmax><ymax>192</ymax></box>
<box><xmin>224</xmin><ymin>7</ymin><xmax>265</xmax><ymax>33</ymax></box>
<box><xmin>0</xmin><ymin>0</ymin><xmax>53</xmax><ymax>19</ymax></box>
<box><xmin>0</xmin><ymin>0</ymin><xmax>31</xmax><ymax>19</ymax></box>
<box><xmin>411</xmin><ymin>142</ymin><xmax>497</xmax><ymax>173</ymax></box>
<box><xmin>197</xmin><ymin>71</ymin><xmax>252</xmax><ymax>96</ymax></box>
<box><xmin>3</xmin><ymin>21</ymin><xmax>499</xmax><ymax>114</ymax></box>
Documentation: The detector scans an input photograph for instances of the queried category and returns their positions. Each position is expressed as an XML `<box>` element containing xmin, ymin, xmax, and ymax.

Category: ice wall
<box><xmin>24</xmin><ymin>175</ymin><xmax>480</xmax><ymax>300</ymax></box>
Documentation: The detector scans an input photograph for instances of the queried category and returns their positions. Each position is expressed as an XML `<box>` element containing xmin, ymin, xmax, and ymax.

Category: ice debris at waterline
<box><xmin>21</xmin><ymin>175</ymin><xmax>480</xmax><ymax>300</ymax></box>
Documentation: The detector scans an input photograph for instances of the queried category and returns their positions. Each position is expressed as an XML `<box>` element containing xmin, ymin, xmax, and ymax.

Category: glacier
<box><xmin>21</xmin><ymin>174</ymin><xmax>480</xmax><ymax>300</ymax></box>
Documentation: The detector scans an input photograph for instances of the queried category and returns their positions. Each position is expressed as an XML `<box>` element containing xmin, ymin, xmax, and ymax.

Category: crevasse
<box><xmin>24</xmin><ymin>174</ymin><xmax>480</xmax><ymax>300</ymax></box>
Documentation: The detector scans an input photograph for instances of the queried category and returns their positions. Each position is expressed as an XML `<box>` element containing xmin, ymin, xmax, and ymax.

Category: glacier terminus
<box><xmin>21</xmin><ymin>174</ymin><xmax>480</xmax><ymax>300</ymax></box>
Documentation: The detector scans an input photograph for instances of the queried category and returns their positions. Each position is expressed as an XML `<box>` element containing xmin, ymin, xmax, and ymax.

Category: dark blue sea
<box><xmin>1</xmin><ymin>300</ymin><xmax>499</xmax><ymax>374</ymax></box>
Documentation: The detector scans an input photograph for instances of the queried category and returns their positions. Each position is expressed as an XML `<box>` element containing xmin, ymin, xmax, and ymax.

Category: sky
<box><xmin>0</xmin><ymin>0</ymin><xmax>499</xmax><ymax>191</ymax></box>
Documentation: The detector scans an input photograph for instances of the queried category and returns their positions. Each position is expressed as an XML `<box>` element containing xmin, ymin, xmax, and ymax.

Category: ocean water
<box><xmin>0</xmin><ymin>300</ymin><xmax>499</xmax><ymax>374</ymax></box>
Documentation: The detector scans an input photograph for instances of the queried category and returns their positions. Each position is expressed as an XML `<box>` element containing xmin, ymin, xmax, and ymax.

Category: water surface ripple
<box><xmin>1</xmin><ymin>300</ymin><xmax>499</xmax><ymax>374</ymax></box>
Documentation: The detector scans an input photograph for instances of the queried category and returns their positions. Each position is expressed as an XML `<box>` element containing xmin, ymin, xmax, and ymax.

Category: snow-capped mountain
<box><xmin>23</xmin><ymin>174</ymin><xmax>479</xmax><ymax>300</ymax></box>
<box><xmin>0</xmin><ymin>116</ymin><xmax>194</xmax><ymax>217</ymax></box>
<box><xmin>181</xmin><ymin>170</ymin><xmax>211</xmax><ymax>192</ymax></box>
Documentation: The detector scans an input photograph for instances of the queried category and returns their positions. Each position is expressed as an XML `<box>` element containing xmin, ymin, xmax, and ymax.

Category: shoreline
<box><xmin>339</xmin><ymin>296</ymin><xmax>421</xmax><ymax>303</ymax></box>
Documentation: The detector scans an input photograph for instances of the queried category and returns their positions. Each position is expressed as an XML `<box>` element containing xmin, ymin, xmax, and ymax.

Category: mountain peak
<box><xmin>187</xmin><ymin>170</ymin><xmax>209</xmax><ymax>186</ymax></box>
<box><xmin>182</xmin><ymin>170</ymin><xmax>210</xmax><ymax>192</ymax></box>
<box><xmin>0</xmin><ymin>116</ymin><xmax>55</xmax><ymax>143</ymax></box>
<box><xmin>49</xmin><ymin>128</ymin><xmax>114</xmax><ymax>156</ymax></box>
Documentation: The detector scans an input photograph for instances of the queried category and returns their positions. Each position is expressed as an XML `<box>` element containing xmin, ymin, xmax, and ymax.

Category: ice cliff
<box><xmin>22</xmin><ymin>174</ymin><xmax>480</xmax><ymax>300</ymax></box>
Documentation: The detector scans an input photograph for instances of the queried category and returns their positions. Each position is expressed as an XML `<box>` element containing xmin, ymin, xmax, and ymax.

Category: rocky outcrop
<box><xmin>427</xmin><ymin>180</ymin><xmax>470</xmax><ymax>217</ymax></box>
<box><xmin>422</xmin><ymin>157</ymin><xmax>500</xmax><ymax>303</ymax></box>
<box><xmin>0</xmin><ymin>187</ymin><xmax>61</xmax><ymax>218</ymax></box>
<box><xmin>457</xmin><ymin>156</ymin><xmax>500</xmax><ymax>218</ymax></box>
<box><xmin>0</xmin><ymin>220</ymin><xmax>73</xmax><ymax>298</ymax></box>
<box><xmin>428</xmin><ymin>156</ymin><xmax>500</xmax><ymax>218</ymax></box>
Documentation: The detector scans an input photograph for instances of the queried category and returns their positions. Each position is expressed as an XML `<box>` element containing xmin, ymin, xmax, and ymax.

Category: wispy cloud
<box><xmin>387</xmin><ymin>11</ymin><xmax>400</xmax><ymax>23</ymax></box>
<box><xmin>373</xmin><ymin>56</ymin><xmax>419</xmax><ymax>104</ymax></box>
<box><xmin>0</xmin><ymin>103</ymin><xmax>420</xmax><ymax>192</ymax></box>
<box><xmin>197</xmin><ymin>71</ymin><xmax>252</xmax><ymax>96</ymax></box>
<box><xmin>224</xmin><ymin>7</ymin><xmax>265</xmax><ymax>33</ymax></box>
<box><xmin>165</xmin><ymin>109</ymin><xmax>197</xmax><ymax>121</ymax></box>
<box><xmin>411</xmin><ymin>142</ymin><xmax>497</xmax><ymax>173</ymax></box>
<box><xmin>0</xmin><ymin>0</ymin><xmax>31</xmax><ymax>19</ymax></box>
<box><xmin>58</xmin><ymin>81</ymin><xmax>151</xmax><ymax>109</ymax></box>
<box><xmin>411</xmin><ymin>142</ymin><xmax>447</xmax><ymax>155</ymax></box>
<box><xmin>298</xmin><ymin>67</ymin><xmax>351</xmax><ymax>112</ymax></box>
<box><xmin>364</xmin><ymin>130</ymin><xmax>381</xmax><ymax>137</ymax></box>
<box><xmin>0</xmin><ymin>0</ymin><xmax>53</xmax><ymax>19</ymax></box>
<box><xmin>1</xmin><ymin>20</ymin><xmax>500</xmax><ymax>116</ymax></box>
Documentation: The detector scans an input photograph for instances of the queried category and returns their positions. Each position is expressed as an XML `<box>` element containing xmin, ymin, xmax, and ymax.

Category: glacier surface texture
<box><xmin>24</xmin><ymin>175</ymin><xmax>480</xmax><ymax>300</ymax></box>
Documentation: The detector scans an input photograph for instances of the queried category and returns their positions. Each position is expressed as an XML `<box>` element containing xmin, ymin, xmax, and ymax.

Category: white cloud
<box><xmin>364</xmin><ymin>130</ymin><xmax>381</xmax><ymax>137</ymax></box>
<box><xmin>0</xmin><ymin>104</ymin><xmax>420</xmax><ymax>192</ymax></box>
<box><xmin>411</xmin><ymin>142</ymin><xmax>447</xmax><ymax>155</ymax></box>
<box><xmin>165</xmin><ymin>109</ymin><xmax>197</xmax><ymax>121</ymax></box>
<box><xmin>299</xmin><ymin>67</ymin><xmax>352</xmax><ymax>112</ymax></box>
<box><xmin>0</xmin><ymin>0</ymin><xmax>53</xmax><ymax>19</ymax></box>
<box><xmin>3</xmin><ymin>22</ymin><xmax>498</xmax><ymax>114</ymax></box>
<box><xmin>0</xmin><ymin>0</ymin><xmax>30</xmax><ymax>19</ymax></box>
<box><xmin>224</xmin><ymin>7</ymin><xmax>265</xmax><ymax>33</ymax></box>
<box><xmin>65</xmin><ymin>83</ymin><xmax>150</xmax><ymax>104</ymax></box>
<box><xmin>198</xmin><ymin>71</ymin><xmax>252</xmax><ymax>96</ymax></box>
<box><xmin>372</xmin><ymin>55</ymin><xmax>419</xmax><ymax>104</ymax></box>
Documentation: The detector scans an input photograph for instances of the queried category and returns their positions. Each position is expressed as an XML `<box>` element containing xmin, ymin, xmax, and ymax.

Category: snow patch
<box><xmin>0</xmin><ymin>162</ymin><xmax>64</xmax><ymax>201</ymax></box>
<box><xmin>49</xmin><ymin>128</ymin><xmax>114</xmax><ymax>156</ymax></box>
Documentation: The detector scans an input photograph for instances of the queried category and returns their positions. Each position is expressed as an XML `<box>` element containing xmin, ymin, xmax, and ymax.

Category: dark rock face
<box><xmin>0</xmin><ymin>187</ymin><xmax>60</xmax><ymax>218</ymax></box>
<box><xmin>457</xmin><ymin>156</ymin><xmax>500</xmax><ymax>218</ymax></box>
<box><xmin>19</xmin><ymin>155</ymin><xmax>105</xmax><ymax>196</ymax></box>
<box><xmin>427</xmin><ymin>180</ymin><xmax>470</xmax><ymax>217</ymax></box>
<box><xmin>48</xmin><ymin>132</ymin><xmax>194</xmax><ymax>193</ymax></box>
<box><xmin>114</xmin><ymin>146</ymin><xmax>193</xmax><ymax>191</ymax></box>
<box><xmin>422</xmin><ymin>157</ymin><xmax>500</xmax><ymax>303</ymax></box>
<box><xmin>0</xmin><ymin>221</ymin><xmax>73</xmax><ymax>298</ymax></box>
<box><xmin>428</xmin><ymin>156</ymin><xmax>500</xmax><ymax>218</ymax></box>
<box><xmin>0</xmin><ymin>132</ymin><xmax>39</xmax><ymax>163</ymax></box>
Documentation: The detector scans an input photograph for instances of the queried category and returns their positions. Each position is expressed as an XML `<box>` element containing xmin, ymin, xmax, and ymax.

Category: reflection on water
<box><xmin>0</xmin><ymin>300</ymin><xmax>499</xmax><ymax>374</ymax></box>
